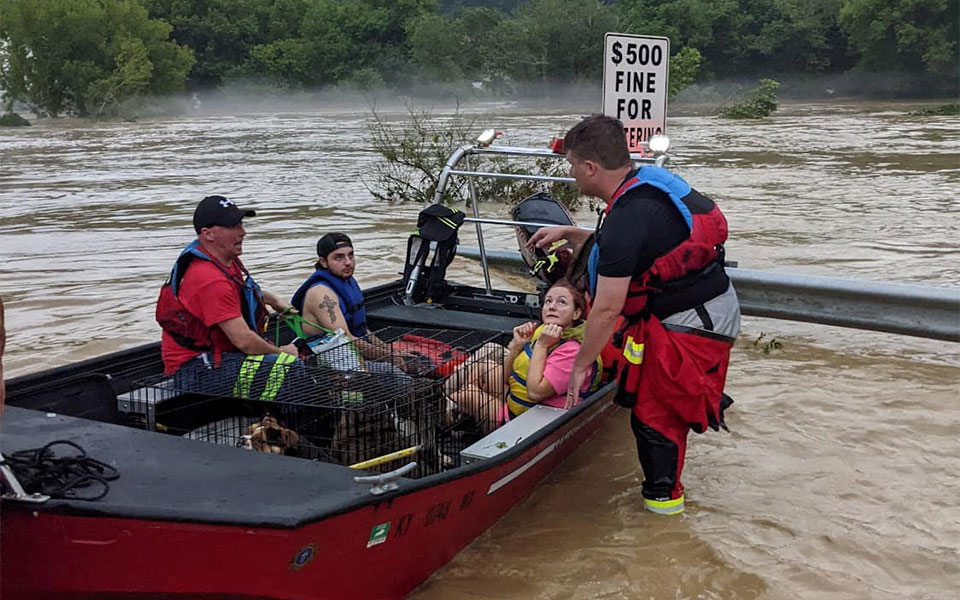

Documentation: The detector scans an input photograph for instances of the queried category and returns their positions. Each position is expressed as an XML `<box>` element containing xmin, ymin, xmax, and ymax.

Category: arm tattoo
<box><xmin>320</xmin><ymin>296</ymin><xmax>338</xmax><ymax>324</ymax></box>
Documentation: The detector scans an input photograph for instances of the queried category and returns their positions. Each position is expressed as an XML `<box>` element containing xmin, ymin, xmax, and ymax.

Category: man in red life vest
<box><xmin>530</xmin><ymin>115</ymin><xmax>740</xmax><ymax>515</ymax></box>
<box><xmin>157</xmin><ymin>196</ymin><xmax>300</xmax><ymax>400</ymax></box>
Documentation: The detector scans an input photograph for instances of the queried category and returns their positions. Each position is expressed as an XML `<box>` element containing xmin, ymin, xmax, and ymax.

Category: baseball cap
<box><xmin>316</xmin><ymin>232</ymin><xmax>353</xmax><ymax>258</ymax></box>
<box><xmin>193</xmin><ymin>195</ymin><xmax>256</xmax><ymax>233</ymax></box>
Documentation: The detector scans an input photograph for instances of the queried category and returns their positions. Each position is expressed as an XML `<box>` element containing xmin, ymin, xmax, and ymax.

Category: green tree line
<box><xmin>1</xmin><ymin>0</ymin><xmax>956</xmax><ymax>117</ymax></box>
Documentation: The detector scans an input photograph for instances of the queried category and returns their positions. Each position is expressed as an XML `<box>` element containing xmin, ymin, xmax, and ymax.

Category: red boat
<box><xmin>0</xmin><ymin>277</ymin><xmax>618</xmax><ymax>599</ymax></box>
<box><xmin>0</xmin><ymin>136</ymin><xmax>672</xmax><ymax>598</ymax></box>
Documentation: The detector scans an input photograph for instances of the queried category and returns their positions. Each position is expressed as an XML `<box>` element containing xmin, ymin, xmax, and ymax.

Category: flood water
<box><xmin>1</xmin><ymin>99</ymin><xmax>958</xmax><ymax>599</ymax></box>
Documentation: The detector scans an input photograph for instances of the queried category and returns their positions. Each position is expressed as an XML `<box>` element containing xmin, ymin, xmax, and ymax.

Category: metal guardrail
<box><xmin>456</xmin><ymin>247</ymin><xmax>960</xmax><ymax>342</ymax></box>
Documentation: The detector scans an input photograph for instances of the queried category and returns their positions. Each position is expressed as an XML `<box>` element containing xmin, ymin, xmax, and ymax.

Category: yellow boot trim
<box><xmin>644</xmin><ymin>495</ymin><xmax>684</xmax><ymax>515</ymax></box>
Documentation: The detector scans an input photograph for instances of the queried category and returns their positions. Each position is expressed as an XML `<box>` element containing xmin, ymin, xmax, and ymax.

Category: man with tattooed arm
<box><xmin>290</xmin><ymin>233</ymin><xmax>393</xmax><ymax>361</ymax></box>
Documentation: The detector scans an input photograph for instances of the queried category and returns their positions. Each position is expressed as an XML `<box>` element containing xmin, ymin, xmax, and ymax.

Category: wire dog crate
<box><xmin>124</xmin><ymin>327</ymin><xmax>506</xmax><ymax>477</ymax></box>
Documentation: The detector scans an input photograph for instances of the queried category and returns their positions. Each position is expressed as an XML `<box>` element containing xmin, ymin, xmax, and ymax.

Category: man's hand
<box><xmin>279</xmin><ymin>343</ymin><xmax>299</xmax><ymax>356</ymax></box>
<box><xmin>527</xmin><ymin>225</ymin><xmax>590</xmax><ymax>250</ymax></box>
<box><xmin>261</xmin><ymin>289</ymin><xmax>291</xmax><ymax>313</ymax></box>
<box><xmin>564</xmin><ymin>364</ymin><xmax>589</xmax><ymax>409</ymax></box>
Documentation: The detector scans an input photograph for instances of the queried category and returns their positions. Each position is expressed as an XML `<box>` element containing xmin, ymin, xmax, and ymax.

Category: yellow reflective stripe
<box><xmin>260</xmin><ymin>353</ymin><xmax>296</xmax><ymax>403</ymax></box>
<box><xmin>622</xmin><ymin>335</ymin><xmax>645</xmax><ymax>365</ymax></box>
<box><xmin>547</xmin><ymin>239</ymin><xmax>567</xmax><ymax>252</ymax></box>
<box><xmin>545</xmin><ymin>253</ymin><xmax>559</xmax><ymax>271</ymax></box>
<box><xmin>233</xmin><ymin>355</ymin><xmax>264</xmax><ymax>399</ymax></box>
<box><xmin>644</xmin><ymin>495</ymin><xmax>684</xmax><ymax>515</ymax></box>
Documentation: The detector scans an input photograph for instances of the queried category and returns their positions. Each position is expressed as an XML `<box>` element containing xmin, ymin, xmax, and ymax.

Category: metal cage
<box><xmin>124</xmin><ymin>327</ymin><xmax>507</xmax><ymax>477</ymax></box>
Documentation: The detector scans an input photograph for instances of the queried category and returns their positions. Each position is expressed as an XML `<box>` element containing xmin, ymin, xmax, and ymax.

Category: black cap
<box><xmin>193</xmin><ymin>195</ymin><xmax>256</xmax><ymax>233</ymax></box>
<box><xmin>316</xmin><ymin>232</ymin><xmax>353</xmax><ymax>259</ymax></box>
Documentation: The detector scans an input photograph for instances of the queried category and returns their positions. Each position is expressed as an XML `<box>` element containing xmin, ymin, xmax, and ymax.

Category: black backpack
<box><xmin>402</xmin><ymin>205</ymin><xmax>465</xmax><ymax>304</ymax></box>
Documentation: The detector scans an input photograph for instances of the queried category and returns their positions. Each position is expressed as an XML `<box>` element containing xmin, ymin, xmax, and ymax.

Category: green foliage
<box><xmin>493</xmin><ymin>0</ymin><xmax>617</xmax><ymax>84</ymax></box>
<box><xmin>408</xmin><ymin>13</ymin><xmax>469</xmax><ymax>82</ymax></box>
<box><xmin>366</xmin><ymin>105</ymin><xmax>577</xmax><ymax>207</ymax></box>
<box><xmin>751</xmin><ymin>332</ymin><xmax>783</xmax><ymax>353</ymax></box>
<box><xmin>719</xmin><ymin>78</ymin><xmax>780</xmax><ymax>119</ymax></box>
<box><xmin>142</xmin><ymin>0</ymin><xmax>435</xmax><ymax>87</ymax></box>
<box><xmin>5</xmin><ymin>0</ymin><xmax>957</xmax><ymax>106</ymax></box>
<box><xmin>367</xmin><ymin>104</ymin><xmax>479</xmax><ymax>205</ymax></box>
<box><xmin>908</xmin><ymin>103</ymin><xmax>960</xmax><ymax>116</ymax></box>
<box><xmin>668</xmin><ymin>47</ymin><xmax>702</xmax><ymax>98</ymax></box>
<box><xmin>616</xmin><ymin>0</ymin><xmax>852</xmax><ymax>78</ymax></box>
<box><xmin>839</xmin><ymin>0</ymin><xmax>959</xmax><ymax>81</ymax></box>
<box><xmin>0</xmin><ymin>0</ymin><xmax>194</xmax><ymax>117</ymax></box>
<box><xmin>0</xmin><ymin>113</ymin><xmax>31</xmax><ymax>127</ymax></box>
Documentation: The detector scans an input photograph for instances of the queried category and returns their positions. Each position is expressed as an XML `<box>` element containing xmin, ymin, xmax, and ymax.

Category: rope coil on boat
<box><xmin>1</xmin><ymin>440</ymin><xmax>119</xmax><ymax>501</ymax></box>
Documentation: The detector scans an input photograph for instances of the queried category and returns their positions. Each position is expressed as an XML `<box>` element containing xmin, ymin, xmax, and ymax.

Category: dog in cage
<box><xmin>327</xmin><ymin>367</ymin><xmax>413</xmax><ymax>467</ymax></box>
<box><xmin>241</xmin><ymin>415</ymin><xmax>301</xmax><ymax>455</ymax></box>
<box><xmin>324</xmin><ymin>360</ymin><xmax>451</xmax><ymax>472</ymax></box>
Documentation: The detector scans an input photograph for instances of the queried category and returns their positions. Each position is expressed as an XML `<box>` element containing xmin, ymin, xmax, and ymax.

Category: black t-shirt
<box><xmin>597</xmin><ymin>180</ymin><xmax>689</xmax><ymax>278</ymax></box>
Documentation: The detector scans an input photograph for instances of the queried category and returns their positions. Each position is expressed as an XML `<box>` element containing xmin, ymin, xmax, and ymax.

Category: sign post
<box><xmin>602</xmin><ymin>33</ymin><xmax>670</xmax><ymax>152</ymax></box>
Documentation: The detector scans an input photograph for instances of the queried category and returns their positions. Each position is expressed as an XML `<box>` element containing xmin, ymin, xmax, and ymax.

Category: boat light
<box><xmin>648</xmin><ymin>134</ymin><xmax>670</xmax><ymax>154</ymax></box>
<box><xmin>476</xmin><ymin>129</ymin><xmax>502</xmax><ymax>147</ymax></box>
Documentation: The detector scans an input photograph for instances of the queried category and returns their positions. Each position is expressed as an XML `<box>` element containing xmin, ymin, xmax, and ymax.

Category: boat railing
<box><xmin>428</xmin><ymin>140</ymin><xmax>668</xmax><ymax>296</ymax></box>
<box><xmin>431</xmin><ymin>139</ymin><xmax>960</xmax><ymax>343</ymax></box>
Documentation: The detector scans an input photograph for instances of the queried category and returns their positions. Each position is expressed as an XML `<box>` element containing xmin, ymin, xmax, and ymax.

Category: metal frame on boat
<box><xmin>0</xmin><ymin>139</ymin><xmax>640</xmax><ymax>600</ymax></box>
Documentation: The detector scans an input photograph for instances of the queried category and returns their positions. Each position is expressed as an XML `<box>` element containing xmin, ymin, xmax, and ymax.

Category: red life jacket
<box><xmin>390</xmin><ymin>334</ymin><xmax>469</xmax><ymax>377</ymax></box>
<box><xmin>605</xmin><ymin>166</ymin><xmax>728</xmax><ymax>319</ymax></box>
<box><xmin>601</xmin><ymin>168</ymin><xmax>735</xmax><ymax>433</ymax></box>
<box><xmin>156</xmin><ymin>241</ymin><xmax>268</xmax><ymax>358</ymax></box>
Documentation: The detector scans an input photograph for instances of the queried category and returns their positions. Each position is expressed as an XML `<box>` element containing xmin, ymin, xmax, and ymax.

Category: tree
<box><xmin>494</xmin><ymin>0</ymin><xmax>617</xmax><ymax>84</ymax></box>
<box><xmin>616</xmin><ymin>0</ymin><xmax>853</xmax><ymax>78</ymax></box>
<box><xmin>839</xmin><ymin>0</ymin><xmax>958</xmax><ymax>83</ymax></box>
<box><xmin>408</xmin><ymin>13</ymin><xmax>468</xmax><ymax>82</ymax></box>
<box><xmin>140</xmin><ymin>0</ymin><xmax>281</xmax><ymax>87</ymax></box>
<box><xmin>668</xmin><ymin>46</ymin><xmax>702</xmax><ymax>98</ymax></box>
<box><xmin>0</xmin><ymin>0</ymin><xmax>194</xmax><ymax>117</ymax></box>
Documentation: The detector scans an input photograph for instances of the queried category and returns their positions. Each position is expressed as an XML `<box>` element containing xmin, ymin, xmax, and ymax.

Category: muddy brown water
<box><xmin>1</xmin><ymin>100</ymin><xmax>957</xmax><ymax>599</ymax></box>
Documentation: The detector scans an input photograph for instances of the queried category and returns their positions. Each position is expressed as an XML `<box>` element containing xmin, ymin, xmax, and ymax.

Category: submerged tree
<box><xmin>0</xmin><ymin>0</ymin><xmax>194</xmax><ymax>117</ymax></box>
<box><xmin>366</xmin><ymin>104</ymin><xmax>577</xmax><ymax>207</ymax></box>
<box><xmin>719</xmin><ymin>78</ymin><xmax>781</xmax><ymax>119</ymax></box>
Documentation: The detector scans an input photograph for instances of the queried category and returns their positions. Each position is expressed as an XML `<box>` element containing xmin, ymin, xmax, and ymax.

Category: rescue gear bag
<box><xmin>403</xmin><ymin>205</ymin><xmax>465</xmax><ymax>304</ymax></box>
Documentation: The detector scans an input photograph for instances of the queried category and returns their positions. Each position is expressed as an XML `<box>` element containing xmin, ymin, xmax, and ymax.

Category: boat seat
<box><xmin>459</xmin><ymin>405</ymin><xmax>568</xmax><ymax>465</ymax></box>
<box><xmin>15</xmin><ymin>373</ymin><xmax>122</xmax><ymax>424</ymax></box>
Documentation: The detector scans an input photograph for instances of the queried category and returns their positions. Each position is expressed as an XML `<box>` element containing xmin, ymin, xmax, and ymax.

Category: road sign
<box><xmin>602</xmin><ymin>33</ymin><xmax>670</xmax><ymax>151</ymax></box>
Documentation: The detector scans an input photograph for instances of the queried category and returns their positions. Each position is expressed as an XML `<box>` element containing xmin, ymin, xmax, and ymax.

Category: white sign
<box><xmin>602</xmin><ymin>33</ymin><xmax>670</xmax><ymax>151</ymax></box>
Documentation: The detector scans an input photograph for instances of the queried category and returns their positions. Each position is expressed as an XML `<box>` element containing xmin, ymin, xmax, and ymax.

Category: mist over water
<box><xmin>1</xmin><ymin>98</ymin><xmax>958</xmax><ymax>599</ymax></box>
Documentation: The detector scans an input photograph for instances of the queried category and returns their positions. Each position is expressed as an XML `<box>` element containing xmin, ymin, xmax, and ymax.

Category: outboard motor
<box><xmin>403</xmin><ymin>205</ymin><xmax>465</xmax><ymax>305</ymax></box>
<box><xmin>512</xmin><ymin>192</ymin><xmax>577</xmax><ymax>285</ymax></box>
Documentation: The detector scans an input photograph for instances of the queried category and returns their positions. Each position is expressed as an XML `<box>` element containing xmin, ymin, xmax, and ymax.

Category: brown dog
<box><xmin>244</xmin><ymin>416</ymin><xmax>301</xmax><ymax>455</ymax></box>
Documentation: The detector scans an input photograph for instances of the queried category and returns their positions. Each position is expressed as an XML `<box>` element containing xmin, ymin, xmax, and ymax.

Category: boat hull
<box><xmin>1</xmin><ymin>393</ymin><xmax>616</xmax><ymax>600</ymax></box>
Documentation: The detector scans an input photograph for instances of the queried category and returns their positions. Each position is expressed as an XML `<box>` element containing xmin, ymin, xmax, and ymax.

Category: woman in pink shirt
<box><xmin>447</xmin><ymin>280</ymin><xmax>600</xmax><ymax>429</ymax></box>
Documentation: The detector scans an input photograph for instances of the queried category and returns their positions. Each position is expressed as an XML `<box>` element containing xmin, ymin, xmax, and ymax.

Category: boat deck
<box><xmin>1</xmin><ymin>406</ymin><xmax>370</xmax><ymax>529</ymax></box>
